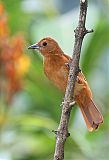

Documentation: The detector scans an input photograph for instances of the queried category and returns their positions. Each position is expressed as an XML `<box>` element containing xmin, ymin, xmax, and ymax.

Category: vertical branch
<box><xmin>53</xmin><ymin>0</ymin><xmax>93</xmax><ymax>160</ymax></box>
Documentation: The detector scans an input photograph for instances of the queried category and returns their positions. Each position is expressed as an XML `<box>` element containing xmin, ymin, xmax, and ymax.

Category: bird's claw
<box><xmin>65</xmin><ymin>62</ymin><xmax>70</xmax><ymax>69</ymax></box>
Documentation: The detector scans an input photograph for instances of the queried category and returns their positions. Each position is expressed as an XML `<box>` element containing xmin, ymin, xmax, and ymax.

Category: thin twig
<box><xmin>53</xmin><ymin>0</ymin><xmax>93</xmax><ymax>160</ymax></box>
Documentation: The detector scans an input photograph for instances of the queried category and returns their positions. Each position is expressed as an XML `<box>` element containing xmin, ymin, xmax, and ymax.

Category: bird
<box><xmin>28</xmin><ymin>37</ymin><xmax>103</xmax><ymax>131</ymax></box>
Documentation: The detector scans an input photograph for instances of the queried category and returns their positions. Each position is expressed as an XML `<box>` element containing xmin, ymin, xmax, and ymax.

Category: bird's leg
<box><xmin>65</xmin><ymin>59</ymin><xmax>81</xmax><ymax>71</ymax></box>
<box><xmin>65</xmin><ymin>62</ymin><xmax>70</xmax><ymax>69</ymax></box>
<box><xmin>65</xmin><ymin>60</ymin><xmax>71</xmax><ymax>69</ymax></box>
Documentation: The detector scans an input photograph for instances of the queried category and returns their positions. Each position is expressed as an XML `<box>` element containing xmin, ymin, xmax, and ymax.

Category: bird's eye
<box><xmin>42</xmin><ymin>42</ymin><xmax>47</xmax><ymax>46</ymax></box>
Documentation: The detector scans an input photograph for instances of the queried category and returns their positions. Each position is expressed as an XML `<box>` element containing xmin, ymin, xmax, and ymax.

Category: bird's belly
<box><xmin>44</xmin><ymin>66</ymin><xmax>68</xmax><ymax>92</ymax></box>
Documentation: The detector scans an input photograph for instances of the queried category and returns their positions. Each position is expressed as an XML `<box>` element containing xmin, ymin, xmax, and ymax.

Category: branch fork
<box><xmin>74</xmin><ymin>27</ymin><xmax>94</xmax><ymax>38</ymax></box>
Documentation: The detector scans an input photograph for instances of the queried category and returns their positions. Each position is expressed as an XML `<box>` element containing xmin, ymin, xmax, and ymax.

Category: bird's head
<box><xmin>28</xmin><ymin>37</ymin><xmax>63</xmax><ymax>57</ymax></box>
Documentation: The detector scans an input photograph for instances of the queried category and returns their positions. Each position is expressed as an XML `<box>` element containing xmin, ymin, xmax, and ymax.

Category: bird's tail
<box><xmin>76</xmin><ymin>95</ymin><xmax>103</xmax><ymax>131</ymax></box>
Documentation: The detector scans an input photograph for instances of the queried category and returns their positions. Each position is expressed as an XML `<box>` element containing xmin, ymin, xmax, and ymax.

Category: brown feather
<box><xmin>29</xmin><ymin>37</ymin><xmax>104</xmax><ymax>131</ymax></box>
<box><xmin>76</xmin><ymin>93</ymin><xmax>103</xmax><ymax>131</ymax></box>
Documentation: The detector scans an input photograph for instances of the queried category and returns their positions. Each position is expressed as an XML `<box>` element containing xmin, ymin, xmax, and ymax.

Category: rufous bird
<box><xmin>28</xmin><ymin>37</ymin><xmax>103</xmax><ymax>131</ymax></box>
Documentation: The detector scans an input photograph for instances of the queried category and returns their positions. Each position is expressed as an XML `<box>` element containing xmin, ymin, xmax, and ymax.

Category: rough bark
<box><xmin>53</xmin><ymin>0</ymin><xmax>93</xmax><ymax>160</ymax></box>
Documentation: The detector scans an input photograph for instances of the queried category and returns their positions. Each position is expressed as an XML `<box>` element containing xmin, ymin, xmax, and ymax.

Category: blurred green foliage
<box><xmin>0</xmin><ymin>0</ymin><xmax>109</xmax><ymax>160</ymax></box>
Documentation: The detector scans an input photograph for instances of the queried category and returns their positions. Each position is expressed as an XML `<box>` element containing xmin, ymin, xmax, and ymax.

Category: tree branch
<box><xmin>53</xmin><ymin>0</ymin><xmax>93</xmax><ymax>160</ymax></box>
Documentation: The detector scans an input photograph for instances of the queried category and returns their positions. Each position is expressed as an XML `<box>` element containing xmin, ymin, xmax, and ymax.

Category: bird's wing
<box><xmin>64</xmin><ymin>53</ymin><xmax>81</xmax><ymax>72</ymax></box>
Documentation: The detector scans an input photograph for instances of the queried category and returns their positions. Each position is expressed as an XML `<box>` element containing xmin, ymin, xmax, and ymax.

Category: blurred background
<box><xmin>0</xmin><ymin>0</ymin><xmax>109</xmax><ymax>159</ymax></box>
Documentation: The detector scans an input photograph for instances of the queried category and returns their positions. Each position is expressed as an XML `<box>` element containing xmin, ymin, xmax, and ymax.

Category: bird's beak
<box><xmin>28</xmin><ymin>44</ymin><xmax>40</xmax><ymax>49</ymax></box>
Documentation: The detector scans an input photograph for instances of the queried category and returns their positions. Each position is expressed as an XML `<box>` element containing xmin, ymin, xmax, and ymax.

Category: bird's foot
<box><xmin>65</xmin><ymin>59</ymin><xmax>72</xmax><ymax>69</ymax></box>
<box><xmin>65</xmin><ymin>62</ymin><xmax>70</xmax><ymax>69</ymax></box>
